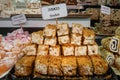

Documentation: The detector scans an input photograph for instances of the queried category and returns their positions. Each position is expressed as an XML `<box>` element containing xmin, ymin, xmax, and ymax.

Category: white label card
<box><xmin>101</xmin><ymin>5</ymin><xmax>110</xmax><ymax>15</ymax></box>
<box><xmin>109</xmin><ymin>37</ymin><xmax>119</xmax><ymax>53</ymax></box>
<box><xmin>41</xmin><ymin>3</ymin><xmax>68</xmax><ymax>20</ymax></box>
<box><xmin>12</xmin><ymin>14</ymin><xmax>27</xmax><ymax>25</ymax></box>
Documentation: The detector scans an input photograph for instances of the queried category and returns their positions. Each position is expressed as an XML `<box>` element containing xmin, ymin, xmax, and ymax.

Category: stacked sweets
<box><xmin>14</xmin><ymin>23</ymin><xmax>108</xmax><ymax>77</ymax></box>
<box><xmin>100</xmin><ymin>27</ymin><xmax>120</xmax><ymax>73</ymax></box>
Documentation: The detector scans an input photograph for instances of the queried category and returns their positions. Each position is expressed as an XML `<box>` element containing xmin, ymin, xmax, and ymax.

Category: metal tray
<box><xmin>0</xmin><ymin>66</ymin><xmax>118</xmax><ymax>80</ymax></box>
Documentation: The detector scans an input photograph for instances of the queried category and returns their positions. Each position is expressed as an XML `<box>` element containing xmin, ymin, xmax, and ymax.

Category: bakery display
<box><xmin>100</xmin><ymin>27</ymin><xmax>120</xmax><ymax>76</ymax></box>
<box><xmin>0</xmin><ymin>23</ymin><xmax>116</xmax><ymax>79</ymax></box>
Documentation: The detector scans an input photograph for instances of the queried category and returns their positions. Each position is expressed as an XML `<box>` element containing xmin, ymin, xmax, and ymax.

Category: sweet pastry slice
<box><xmin>31</xmin><ymin>30</ymin><xmax>44</xmax><ymax>45</ymax></box>
<box><xmin>15</xmin><ymin>56</ymin><xmax>35</xmax><ymax>76</ymax></box>
<box><xmin>75</xmin><ymin>46</ymin><xmax>87</xmax><ymax>56</ymax></box>
<box><xmin>44</xmin><ymin>24</ymin><xmax>56</xmax><ymax>37</ymax></box>
<box><xmin>57</xmin><ymin>23</ymin><xmax>69</xmax><ymax>36</ymax></box>
<box><xmin>48</xmin><ymin>56</ymin><xmax>63</xmax><ymax>76</ymax></box>
<box><xmin>71</xmin><ymin>33</ymin><xmax>82</xmax><ymax>46</ymax></box>
<box><xmin>61</xmin><ymin>56</ymin><xmax>77</xmax><ymax>76</ymax></box>
<box><xmin>34</xmin><ymin>56</ymin><xmax>48</xmax><ymax>75</ymax></box>
<box><xmin>49</xmin><ymin>45</ymin><xmax>61</xmax><ymax>56</ymax></box>
<box><xmin>62</xmin><ymin>44</ymin><xmax>74</xmax><ymax>56</ymax></box>
<box><xmin>37</xmin><ymin>45</ymin><xmax>49</xmax><ymax>56</ymax></box>
<box><xmin>77</xmin><ymin>56</ymin><xmax>93</xmax><ymax>76</ymax></box>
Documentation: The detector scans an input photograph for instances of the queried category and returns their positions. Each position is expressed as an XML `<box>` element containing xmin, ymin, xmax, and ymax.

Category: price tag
<box><xmin>11</xmin><ymin>14</ymin><xmax>27</xmax><ymax>25</ymax></box>
<box><xmin>109</xmin><ymin>37</ymin><xmax>119</xmax><ymax>53</ymax></box>
<box><xmin>41</xmin><ymin>3</ymin><xmax>68</xmax><ymax>20</ymax></box>
<box><xmin>101</xmin><ymin>5</ymin><xmax>110</xmax><ymax>15</ymax></box>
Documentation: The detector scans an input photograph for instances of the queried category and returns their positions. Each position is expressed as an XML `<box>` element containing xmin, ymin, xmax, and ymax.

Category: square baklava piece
<box><xmin>44</xmin><ymin>24</ymin><xmax>56</xmax><ymax>37</ymax></box>
<box><xmin>61</xmin><ymin>56</ymin><xmax>77</xmax><ymax>76</ymax></box>
<box><xmin>48</xmin><ymin>56</ymin><xmax>63</xmax><ymax>76</ymax></box>
<box><xmin>58</xmin><ymin>35</ymin><xmax>70</xmax><ymax>45</ymax></box>
<box><xmin>57</xmin><ymin>23</ymin><xmax>69</xmax><ymax>36</ymax></box>
<box><xmin>83</xmin><ymin>28</ymin><xmax>95</xmax><ymax>45</ymax></box>
<box><xmin>88</xmin><ymin>44</ymin><xmax>98</xmax><ymax>55</ymax></box>
<box><xmin>34</xmin><ymin>56</ymin><xmax>48</xmax><ymax>75</ymax></box>
<box><xmin>37</xmin><ymin>45</ymin><xmax>49</xmax><ymax>56</ymax></box>
<box><xmin>25</xmin><ymin>44</ymin><xmax>37</xmax><ymax>55</ymax></box>
<box><xmin>72</xmin><ymin>23</ymin><xmax>83</xmax><ymax>34</ymax></box>
<box><xmin>62</xmin><ymin>44</ymin><xmax>74</xmax><ymax>56</ymax></box>
<box><xmin>75</xmin><ymin>46</ymin><xmax>87</xmax><ymax>56</ymax></box>
<box><xmin>77</xmin><ymin>56</ymin><xmax>93</xmax><ymax>76</ymax></box>
<box><xmin>31</xmin><ymin>31</ymin><xmax>44</xmax><ymax>44</ymax></box>
<box><xmin>15</xmin><ymin>56</ymin><xmax>35</xmax><ymax>76</ymax></box>
<box><xmin>44</xmin><ymin>37</ymin><xmax>57</xmax><ymax>46</ymax></box>
<box><xmin>71</xmin><ymin>33</ymin><xmax>82</xmax><ymax>46</ymax></box>
<box><xmin>90</xmin><ymin>55</ymin><xmax>108</xmax><ymax>75</ymax></box>
<box><xmin>49</xmin><ymin>45</ymin><xmax>61</xmax><ymax>56</ymax></box>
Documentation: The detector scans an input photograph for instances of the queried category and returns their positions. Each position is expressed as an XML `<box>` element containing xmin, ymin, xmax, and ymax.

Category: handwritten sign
<box><xmin>12</xmin><ymin>14</ymin><xmax>27</xmax><ymax>25</ymax></box>
<box><xmin>109</xmin><ymin>37</ymin><xmax>119</xmax><ymax>53</ymax></box>
<box><xmin>101</xmin><ymin>5</ymin><xmax>110</xmax><ymax>15</ymax></box>
<box><xmin>42</xmin><ymin>3</ymin><xmax>68</xmax><ymax>20</ymax></box>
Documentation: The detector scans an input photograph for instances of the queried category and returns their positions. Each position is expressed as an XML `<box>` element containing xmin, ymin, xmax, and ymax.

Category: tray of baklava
<box><xmin>0</xmin><ymin>23</ymin><xmax>118</xmax><ymax>80</ymax></box>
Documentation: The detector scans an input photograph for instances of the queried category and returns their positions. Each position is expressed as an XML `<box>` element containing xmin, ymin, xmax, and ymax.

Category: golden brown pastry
<box><xmin>44</xmin><ymin>24</ymin><xmax>57</xmax><ymax>37</ymax></box>
<box><xmin>75</xmin><ymin>46</ymin><xmax>87</xmax><ymax>56</ymax></box>
<box><xmin>44</xmin><ymin>37</ymin><xmax>57</xmax><ymax>46</ymax></box>
<box><xmin>15</xmin><ymin>56</ymin><xmax>35</xmax><ymax>76</ymax></box>
<box><xmin>58</xmin><ymin>35</ymin><xmax>70</xmax><ymax>45</ymax></box>
<box><xmin>34</xmin><ymin>56</ymin><xmax>48</xmax><ymax>75</ymax></box>
<box><xmin>87</xmin><ymin>44</ymin><xmax>98</xmax><ymax>55</ymax></box>
<box><xmin>71</xmin><ymin>33</ymin><xmax>82</xmax><ymax>46</ymax></box>
<box><xmin>83</xmin><ymin>28</ymin><xmax>95</xmax><ymax>45</ymax></box>
<box><xmin>72</xmin><ymin>23</ymin><xmax>83</xmax><ymax>34</ymax></box>
<box><xmin>61</xmin><ymin>56</ymin><xmax>77</xmax><ymax>76</ymax></box>
<box><xmin>77</xmin><ymin>56</ymin><xmax>93</xmax><ymax>76</ymax></box>
<box><xmin>37</xmin><ymin>45</ymin><xmax>49</xmax><ymax>56</ymax></box>
<box><xmin>49</xmin><ymin>45</ymin><xmax>61</xmax><ymax>56</ymax></box>
<box><xmin>31</xmin><ymin>30</ymin><xmax>44</xmax><ymax>45</ymax></box>
<box><xmin>24</xmin><ymin>44</ymin><xmax>37</xmax><ymax>55</ymax></box>
<box><xmin>62</xmin><ymin>44</ymin><xmax>74</xmax><ymax>56</ymax></box>
<box><xmin>90</xmin><ymin>55</ymin><xmax>108</xmax><ymax>75</ymax></box>
<box><xmin>57</xmin><ymin>23</ymin><xmax>69</xmax><ymax>36</ymax></box>
<box><xmin>48</xmin><ymin>56</ymin><xmax>63</xmax><ymax>76</ymax></box>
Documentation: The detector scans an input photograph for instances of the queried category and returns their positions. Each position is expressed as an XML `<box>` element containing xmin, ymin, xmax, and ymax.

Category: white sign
<box><xmin>101</xmin><ymin>5</ymin><xmax>110</xmax><ymax>15</ymax></box>
<box><xmin>109</xmin><ymin>37</ymin><xmax>119</xmax><ymax>53</ymax></box>
<box><xmin>42</xmin><ymin>3</ymin><xmax>68</xmax><ymax>20</ymax></box>
<box><xmin>12</xmin><ymin>14</ymin><xmax>27</xmax><ymax>25</ymax></box>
